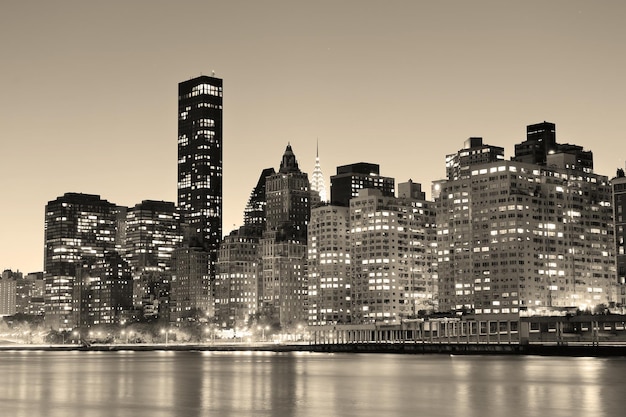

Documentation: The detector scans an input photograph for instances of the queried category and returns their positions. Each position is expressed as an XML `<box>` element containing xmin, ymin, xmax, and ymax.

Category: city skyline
<box><xmin>2</xmin><ymin>1</ymin><xmax>626</xmax><ymax>273</ymax></box>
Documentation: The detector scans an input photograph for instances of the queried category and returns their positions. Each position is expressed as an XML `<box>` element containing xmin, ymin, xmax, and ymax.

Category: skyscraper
<box><xmin>44</xmin><ymin>193</ymin><xmax>124</xmax><ymax>329</ymax></box>
<box><xmin>175</xmin><ymin>75</ymin><xmax>223</xmax><ymax>321</ymax></box>
<box><xmin>124</xmin><ymin>200</ymin><xmax>181</xmax><ymax>315</ymax></box>
<box><xmin>177</xmin><ymin>75</ymin><xmax>223</xmax><ymax>256</ymax></box>
<box><xmin>243</xmin><ymin>168</ymin><xmax>276</xmax><ymax>237</ymax></box>
<box><xmin>260</xmin><ymin>145</ymin><xmax>310</xmax><ymax>328</ymax></box>
<box><xmin>311</xmin><ymin>141</ymin><xmax>327</xmax><ymax>202</ymax></box>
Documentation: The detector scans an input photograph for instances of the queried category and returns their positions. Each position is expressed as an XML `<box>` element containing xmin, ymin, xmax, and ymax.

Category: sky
<box><xmin>1</xmin><ymin>0</ymin><xmax>625</xmax><ymax>274</ymax></box>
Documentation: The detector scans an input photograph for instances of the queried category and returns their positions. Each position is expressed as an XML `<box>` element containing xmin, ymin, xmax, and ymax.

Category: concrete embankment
<box><xmin>2</xmin><ymin>342</ymin><xmax>625</xmax><ymax>356</ymax></box>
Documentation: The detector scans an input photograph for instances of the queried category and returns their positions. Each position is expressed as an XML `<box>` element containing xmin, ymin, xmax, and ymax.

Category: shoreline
<box><xmin>2</xmin><ymin>342</ymin><xmax>625</xmax><ymax>357</ymax></box>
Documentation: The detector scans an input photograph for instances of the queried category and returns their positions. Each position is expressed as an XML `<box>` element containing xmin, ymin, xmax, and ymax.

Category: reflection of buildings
<box><xmin>44</xmin><ymin>193</ymin><xmax>127</xmax><ymax>330</ymax></box>
<box><xmin>437</xmin><ymin>124</ymin><xmax>614</xmax><ymax>315</ymax></box>
<box><xmin>612</xmin><ymin>167</ymin><xmax>626</xmax><ymax>307</ymax></box>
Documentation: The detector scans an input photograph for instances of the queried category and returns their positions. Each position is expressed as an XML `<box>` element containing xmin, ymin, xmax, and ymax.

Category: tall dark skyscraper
<box><xmin>177</xmin><ymin>75</ymin><xmax>223</xmax><ymax>253</ymax></box>
<box><xmin>174</xmin><ymin>75</ymin><xmax>222</xmax><ymax>321</ymax></box>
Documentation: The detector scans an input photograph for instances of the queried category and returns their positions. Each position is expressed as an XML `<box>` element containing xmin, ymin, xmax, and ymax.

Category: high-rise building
<box><xmin>0</xmin><ymin>270</ymin><xmax>19</xmax><ymax>316</ymax></box>
<box><xmin>513</xmin><ymin>121</ymin><xmax>593</xmax><ymax>172</ymax></box>
<box><xmin>265</xmin><ymin>144</ymin><xmax>310</xmax><ymax>243</ymax></box>
<box><xmin>243</xmin><ymin>168</ymin><xmax>275</xmax><ymax>237</ymax></box>
<box><xmin>13</xmin><ymin>271</ymin><xmax>45</xmax><ymax>315</ymax></box>
<box><xmin>177</xmin><ymin>75</ymin><xmax>223</xmax><ymax>259</ymax></box>
<box><xmin>307</xmin><ymin>204</ymin><xmax>351</xmax><ymax>325</ymax></box>
<box><xmin>170</xmin><ymin>247</ymin><xmax>211</xmax><ymax>322</ymax></box>
<box><xmin>124</xmin><ymin>200</ymin><xmax>181</xmax><ymax>313</ymax></box>
<box><xmin>612</xmin><ymin>167</ymin><xmax>626</xmax><ymax>307</ymax></box>
<box><xmin>349</xmin><ymin>187</ymin><xmax>437</xmax><ymax>323</ymax></box>
<box><xmin>44</xmin><ymin>193</ymin><xmax>124</xmax><ymax>330</ymax></box>
<box><xmin>74</xmin><ymin>252</ymin><xmax>132</xmax><ymax>327</ymax></box>
<box><xmin>215</xmin><ymin>228</ymin><xmax>260</xmax><ymax>327</ymax></box>
<box><xmin>176</xmin><ymin>75</ymin><xmax>223</xmax><ymax>322</ymax></box>
<box><xmin>311</xmin><ymin>141</ymin><xmax>327</xmax><ymax>202</ymax></box>
<box><xmin>260</xmin><ymin>145</ymin><xmax>310</xmax><ymax>328</ymax></box>
<box><xmin>437</xmin><ymin>142</ymin><xmax>614</xmax><ymax>314</ymax></box>
<box><xmin>330</xmin><ymin>162</ymin><xmax>394</xmax><ymax>207</ymax></box>
<box><xmin>445</xmin><ymin>137</ymin><xmax>504</xmax><ymax>181</ymax></box>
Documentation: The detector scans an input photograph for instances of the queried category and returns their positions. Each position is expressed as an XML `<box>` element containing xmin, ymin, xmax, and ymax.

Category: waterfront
<box><xmin>1</xmin><ymin>351</ymin><xmax>624</xmax><ymax>417</ymax></box>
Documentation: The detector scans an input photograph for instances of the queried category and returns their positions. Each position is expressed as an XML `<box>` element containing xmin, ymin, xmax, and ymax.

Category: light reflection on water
<box><xmin>0</xmin><ymin>351</ymin><xmax>623</xmax><ymax>417</ymax></box>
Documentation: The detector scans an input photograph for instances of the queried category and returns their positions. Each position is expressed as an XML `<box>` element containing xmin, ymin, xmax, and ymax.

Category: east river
<box><xmin>1</xmin><ymin>350</ymin><xmax>624</xmax><ymax>417</ymax></box>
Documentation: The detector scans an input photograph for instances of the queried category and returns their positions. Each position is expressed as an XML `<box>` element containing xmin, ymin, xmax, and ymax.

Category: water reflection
<box><xmin>0</xmin><ymin>351</ymin><xmax>624</xmax><ymax>417</ymax></box>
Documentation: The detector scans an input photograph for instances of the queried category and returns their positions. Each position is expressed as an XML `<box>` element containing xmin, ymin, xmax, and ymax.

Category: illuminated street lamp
<box><xmin>160</xmin><ymin>328</ymin><xmax>172</xmax><ymax>345</ymax></box>
<box><xmin>257</xmin><ymin>325</ymin><xmax>270</xmax><ymax>342</ymax></box>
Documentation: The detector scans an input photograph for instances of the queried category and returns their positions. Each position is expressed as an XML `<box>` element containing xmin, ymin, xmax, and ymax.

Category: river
<box><xmin>1</xmin><ymin>351</ymin><xmax>623</xmax><ymax>417</ymax></box>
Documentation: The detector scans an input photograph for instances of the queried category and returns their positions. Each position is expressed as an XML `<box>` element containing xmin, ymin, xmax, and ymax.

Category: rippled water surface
<box><xmin>1</xmin><ymin>351</ymin><xmax>624</xmax><ymax>417</ymax></box>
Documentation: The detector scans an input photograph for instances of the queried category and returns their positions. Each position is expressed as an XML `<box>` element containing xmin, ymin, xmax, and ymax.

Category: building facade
<box><xmin>307</xmin><ymin>204</ymin><xmax>351</xmax><ymax>325</ymax></box>
<box><xmin>437</xmin><ymin>157</ymin><xmax>614</xmax><ymax>314</ymax></box>
<box><xmin>260</xmin><ymin>145</ymin><xmax>310</xmax><ymax>328</ymax></box>
<box><xmin>177</xmin><ymin>75</ymin><xmax>223</xmax><ymax>274</ymax></box>
<box><xmin>612</xmin><ymin>168</ymin><xmax>626</xmax><ymax>307</ymax></box>
<box><xmin>215</xmin><ymin>228</ymin><xmax>260</xmax><ymax>327</ymax></box>
<box><xmin>330</xmin><ymin>162</ymin><xmax>395</xmax><ymax>207</ymax></box>
<box><xmin>349</xmin><ymin>187</ymin><xmax>437</xmax><ymax>324</ymax></box>
<box><xmin>124</xmin><ymin>200</ymin><xmax>181</xmax><ymax>316</ymax></box>
<box><xmin>44</xmin><ymin>193</ymin><xmax>123</xmax><ymax>330</ymax></box>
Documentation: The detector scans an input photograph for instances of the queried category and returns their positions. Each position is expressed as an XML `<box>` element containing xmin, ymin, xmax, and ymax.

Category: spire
<box><xmin>311</xmin><ymin>139</ymin><xmax>327</xmax><ymax>202</ymax></box>
<box><xmin>279</xmin><ymin>143</ymin><xmax>300</xmax><ymax>174</ymax></box>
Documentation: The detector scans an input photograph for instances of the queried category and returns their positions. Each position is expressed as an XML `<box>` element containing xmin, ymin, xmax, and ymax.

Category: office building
<box><xmin>74</xmin><ymin>252</ymin><xmax>132</xmax><ymax>327</ymax></box>
<box><xmin>177</xmin><ymin>74</ymin><xmax>223</xmax><ymax>266</ymax></box>
<box><xmin>170</xmin><ymin>247</ymin><xmax>212</xmax><ymax>322</ymax></box>
<box><xmin>124</xmin><ymin>200</ymin><xmax>181</xmax><ymax>314</ymax></box>
<box><xmin>44</xmin><ymin>193</ymin><xmax>123</xmax><ymax>330</ymax></box>
<box><xmin>330</xmin><ymin>162</ymin><xmax>394</xmax><ymax>207</ymax></box>
<box><xmin>310</xmin><ymin>141</ymin><xmax>327</xmax><ymax>202</ymax></box>
<box><xmin>0</xmin><ymin>270</ymin><xmax>19</xmax><ymax>315</ymax></box>
<box><xmin>15</xmin><ymin>271</ymin><xmax>45</xmax><ymax>315</ymax></box>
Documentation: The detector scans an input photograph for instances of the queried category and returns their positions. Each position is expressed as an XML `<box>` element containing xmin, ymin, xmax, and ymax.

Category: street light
<box><xmin>160</xmin><ymin>328</ymin><xmax>172</xmax><ymax>345</ymax></box>
<box><xmin>257</xmin><ymin>325</ymin><xmax>269</xmax><ymax>342</ymax></box>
